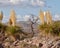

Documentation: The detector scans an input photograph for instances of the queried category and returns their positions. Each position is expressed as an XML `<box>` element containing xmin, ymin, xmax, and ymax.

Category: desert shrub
<box><xmin>39</xmin><ymin>21</ymin><xmax>60</xmax><ymax>36</ymax></box>
<box><xmin>6</xmin><ymin>26</ymin><xmax>22</xmax><ymax>35</ymax></box>
<box><xmin>6</xmin><ymin>26</ymin><xmax>16</xmax><ymax>35</ymax></box>
<box><xmin>5</xmin><ymin>26</ymin><xmax>29</xmax><ymax>40</ymax></box>
<box><xmin>50</xmin><ymin>21</ymin><xmax>60</xmax><ymax>36</ymax></box>
<box><xmin>38</xmin><ymin>23</ymin><xmax>49</xmax><ymax>30</ymax></box>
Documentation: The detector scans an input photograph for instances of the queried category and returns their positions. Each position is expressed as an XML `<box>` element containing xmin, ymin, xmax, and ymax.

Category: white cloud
<box><xmin>23</xmin><ymin>15</ymin><xmax>30</xmax><ymax>21</ymax></box>
<box><xmin>53</xmin><ymin>14</ymin><xmax>60</xmax><ymax>21</ymax></box>
<box><xmin>31</xmin><ymin>0</ymin><xmax>45</xmax><ymax>7</ymax></box>
<box><xmin>2</xmin><ymin>14</ymin><xmax>39</xmax><ymax>23</ymax></box>
<box><xmin>17</xmin><ymin>14</ymin><xmax>37</xmax><ymax>21</ymax></box>
<box><xmin>10</xmin><ymin>0</ymin><xmax>21</xmax><ymax>4</ymax></box>
<box><xmin>0</xmin><ymin>0</ymin><xmax>10</xmax><ymax>4</ymax></box>
<box><xmin>16</xmin><ymin>15</ymin><xmax>24</xmax><ymax>21</ymax></box>
<box><xmin>2</xmin><ymin>14</ymin><xmax>30</xmax><ymax>22</ymax></box>
<box><xmin>16</xmin><ymin>15</ymin><xmax>31</xmax><ymax>21</ymax></box>
<box><xmin>0</xmin><ymin>0</ymin><xmax>46</xmax><ymax>7</ymax></box>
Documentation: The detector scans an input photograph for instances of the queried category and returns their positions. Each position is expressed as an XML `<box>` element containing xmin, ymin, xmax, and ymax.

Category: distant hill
<box><xmin>16</xmin><ymin>21</ymin><xmax>39</xmax><ymax>33</ymax></box>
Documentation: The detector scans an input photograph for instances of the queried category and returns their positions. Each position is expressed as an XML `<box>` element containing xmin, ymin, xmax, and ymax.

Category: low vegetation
<box><xmin>0</xmin><ymin>23</ymin><xmax>30</xmax><ymax>42</ymax></box>
<box><xmin>39</xmin><ymin>21</ymin><xmax>60</xmax><ymax>36</ymax></box>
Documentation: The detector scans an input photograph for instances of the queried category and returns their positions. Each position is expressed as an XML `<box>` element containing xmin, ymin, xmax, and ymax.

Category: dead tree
<box><xmin>28</xmin><ymin>14</ymin><xmax>38</xmax><ymax>36</ymax></box>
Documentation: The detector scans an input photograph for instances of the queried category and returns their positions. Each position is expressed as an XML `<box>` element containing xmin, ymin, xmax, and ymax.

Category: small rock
<box><xmin>39</xmin><ymin>43</ymin><xmax>43</xmax><ymax>47</ymax></box>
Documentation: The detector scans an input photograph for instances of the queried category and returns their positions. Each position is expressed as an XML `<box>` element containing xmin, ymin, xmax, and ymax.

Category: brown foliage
<box><xmin>9</xmin><ymin>9</ymin><xmax>16</xmax><ymax>26</ymax></box>
<box><xmin>39</xmin><ymin>10</ymin><xmax>45</xmax><ymax>24</ymax></box>
<box><xmin>45</xmin><ymin>11</ymin><xmax>52</xmax><ymax>24</ymax></box>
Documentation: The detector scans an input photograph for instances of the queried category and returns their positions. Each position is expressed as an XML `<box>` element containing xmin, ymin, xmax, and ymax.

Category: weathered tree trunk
<box><xmin>30</xmin><ymin>22</ymin><xmax>34</xmax><ymax>36</ymax></box>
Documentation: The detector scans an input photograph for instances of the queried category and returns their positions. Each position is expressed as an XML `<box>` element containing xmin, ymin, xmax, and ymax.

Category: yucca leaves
<box><xmin>39</xmin><ymin>21</ymin><xmax>60</xmax><ymax>36</ymax></box>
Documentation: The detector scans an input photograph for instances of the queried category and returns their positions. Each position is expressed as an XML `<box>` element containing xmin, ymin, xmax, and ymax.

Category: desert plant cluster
<box><xmin>39</xmin><ymin>10</ymin><xmax>60</xmax><ymax>37</ymax></box>
<box><xmin>39</xmin><ymin>10</ymin><xmax>52</xmax><ymax>25</ymax></box>
<box><xmin>0</xmin><ymin>9</ymin><xmax>60</xmax><ymax>48</ymax></box>
<box><xmin>0</xmin><ymin>9</ymin><xmax>29</xmax><ymax>42</ymax></box>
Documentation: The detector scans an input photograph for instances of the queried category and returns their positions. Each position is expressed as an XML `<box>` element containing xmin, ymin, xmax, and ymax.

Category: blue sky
<box><xmin>0</xmin><ymin>0</ymin><xmax>60</xmax><ymax>22</ymax></box>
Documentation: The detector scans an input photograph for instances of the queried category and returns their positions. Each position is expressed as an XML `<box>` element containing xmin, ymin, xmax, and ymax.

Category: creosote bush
<box><xmin>39</xmin><ymin>21</ymin><xmax>60</xmax><ymax>36</ymax></box>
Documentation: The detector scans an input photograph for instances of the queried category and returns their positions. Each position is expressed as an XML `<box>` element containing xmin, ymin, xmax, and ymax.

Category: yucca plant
<box><xmin>39</xmin><ymin>21</ymin><xmax>60</xmax><ymax>36</ymax></box>
<box><xmin>50</xmin><ymin>21</ymin><xmax>60</xmax><ymax>36</ymax></box>
<box><xmin>5</xmin><ymin>25</ymin><xmax>28</xmax><ymax>41</ymax></box>
<box><xmin>39</xmin><ymin>23</ymin><xmax>49</xmax><ymax>31</ymax></box>
<box><xmin>45</xmin><ymin>10</ymin><xmax>52</xmax><ymax>24</ymax></box>
<box><xmin>9</xmin><ymin>9</ymin><xmax>16</xmax><ymax>26</ymax></box>
<box><xmin>6</xmin><ymin>26</ymin><xmax>16</xmax><ymax>35</ymax></box>
<box><xmin>5</xmin><ymin>26</ymin><xmax>21</xmax><ymax>41</ymax></box>
<box><xmin>39</xmin><ymin>10</ymin><xmax>45</xmax><ymax>24</ymax></box>
<box><xmin>6</xmin><ymin>26</ymin><xmax>22</xmax><ymax>35</ymax></box>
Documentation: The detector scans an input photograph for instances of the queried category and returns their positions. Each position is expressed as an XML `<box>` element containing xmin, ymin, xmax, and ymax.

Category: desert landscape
<box><xmin>0</xmin><ymin>0</ymin><xmax>60</xmax><ymax>48</ymax></box>
<box><xmin>0</xmin><ymin>9</ymin><xmax>60</xmax><ymax>48</ymax></box>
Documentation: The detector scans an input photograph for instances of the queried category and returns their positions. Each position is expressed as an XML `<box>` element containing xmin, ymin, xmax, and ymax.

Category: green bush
<box><xmin>6</xmin><ymin>26</ymin><xmax>16</xmax><ymax>35</ymax></box>
<box><xmin>6</xmin><ymin>26</ymin><xmax>28</xmax><ymax>40</ymax></box>
<box><xmin>39</xmin><ymin>21</ymin><xmax>60</xmax><ymax>36</ymax></box>
<box><xmin>6</xmin><ymin>26</ymin><xmax>22</xmax><ymax>35</ymax></box>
